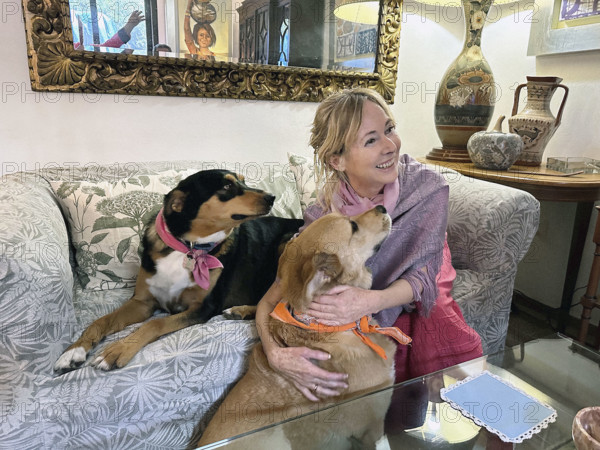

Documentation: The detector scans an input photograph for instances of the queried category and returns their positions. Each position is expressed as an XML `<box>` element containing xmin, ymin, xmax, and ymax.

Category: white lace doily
<box><xmin>440</xmin><ymin>370</ymin><xmax>557</xmax><ymax>443</ymax></box>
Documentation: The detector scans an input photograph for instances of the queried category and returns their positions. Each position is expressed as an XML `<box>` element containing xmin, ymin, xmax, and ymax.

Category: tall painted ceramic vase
<box><xmin>428</xmin><ymin>0</ymin><xmax>496</xmax><ymax>163</ymax></box>
<box><xmin>508</xmin><ymin>76</ymin><xmax>569</xmax><ymax>166</ymax></box>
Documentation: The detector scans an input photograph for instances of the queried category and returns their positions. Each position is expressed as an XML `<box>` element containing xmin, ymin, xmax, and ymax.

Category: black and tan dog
<box><xmin>54</xmin><ymin>169</ymin><xmax>302</xmax><ymax>373</ymax></box>
<box><xmin>197</xmin><ymin>206</ymin><xmax>411</xmax><ymax>448</ymax></box>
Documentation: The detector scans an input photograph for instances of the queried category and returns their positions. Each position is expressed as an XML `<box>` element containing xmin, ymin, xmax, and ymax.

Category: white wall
<box><xmin>1</xmin><ymin>0</ymin><xmax>599</xmax><ymax>322</ymax></box>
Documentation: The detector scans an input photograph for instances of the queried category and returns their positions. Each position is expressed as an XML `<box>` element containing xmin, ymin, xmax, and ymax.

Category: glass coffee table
<box><xmin>199</xmin><ymin>334</ymin><xmax>600</xmax><ymax>449</ymax></box>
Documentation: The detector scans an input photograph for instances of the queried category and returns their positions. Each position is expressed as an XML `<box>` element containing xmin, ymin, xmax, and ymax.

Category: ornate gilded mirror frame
<box><xmin>22</xmin><ymin>0</ymin><xmax>402</xmax><ymax>102</ymax></box>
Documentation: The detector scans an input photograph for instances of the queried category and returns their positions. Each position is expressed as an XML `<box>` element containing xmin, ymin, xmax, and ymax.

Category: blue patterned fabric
<box><xmin>0</xmin><ymin>161</ymin><xmax>539</xmax><ymax>448</ymax></box>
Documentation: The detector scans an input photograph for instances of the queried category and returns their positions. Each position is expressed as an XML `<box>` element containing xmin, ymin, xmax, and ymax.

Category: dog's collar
<box><xmin>269</xmin><ymin>302</ymin><xmax>411</xmax><ymax>360</ymax></box>
<box><xmin>155</xmin><ymin>208</ymin><xmax>224</xmax><ymax>290</ymax></box>
<box><xmin>186</xmin><ymin>241</ymin><xmax>220</xmax><ymax>253</ymax></box>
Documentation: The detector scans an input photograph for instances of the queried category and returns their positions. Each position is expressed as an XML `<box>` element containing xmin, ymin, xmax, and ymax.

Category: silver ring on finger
<box><xmin>312</xmin><ymin>384</ymin><xmax>318</xmax><ymax>393</ymax></box>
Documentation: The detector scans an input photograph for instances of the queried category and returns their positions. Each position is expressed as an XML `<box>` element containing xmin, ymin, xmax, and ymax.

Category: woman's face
<box><xmin>331</xmin><ymin>100</ymin><xmax>401</xmax><ymax>198</ymax></box>
<box><xmin>196</xmin><ymin>28</ymin><xmax>212</xmax><ymax>49</ymax></box>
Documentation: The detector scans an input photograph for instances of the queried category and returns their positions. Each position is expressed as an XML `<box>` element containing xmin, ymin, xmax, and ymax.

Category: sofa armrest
<box><xmin>441</xmin><ymin>168</ymin><xmax>540</xmax><ymax>274</ymax></box>
<box><xmin>436</xmin><ymin>168</ymin><xmax>540</xmax><ymax>354</ymax></box>
<box><xmin>0</xmin><ymin>175</ymin><xmax>76</xmax><ymax>376</ymax></box>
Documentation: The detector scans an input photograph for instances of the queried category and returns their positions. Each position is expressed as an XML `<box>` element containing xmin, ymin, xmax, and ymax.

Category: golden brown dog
<box><xmin>197</xmin><ymin>205</ymin><xmax>411</xmax><ymax>448</ymax></box>
<box><xmin>54</xmin><ymin>169</ymin><xmax>302</xmax><ymax>373</ymax></box>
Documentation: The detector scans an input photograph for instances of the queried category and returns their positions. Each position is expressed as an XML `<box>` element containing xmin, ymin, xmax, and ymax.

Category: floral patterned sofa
<box><xmin>0</xmin><ymin>156</ymin><xmax>539</xmax><ymax>449</ymax></box>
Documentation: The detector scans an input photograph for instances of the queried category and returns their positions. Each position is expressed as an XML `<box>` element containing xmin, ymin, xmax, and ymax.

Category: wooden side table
<box><xmin>578</xmin><ymin>206</ymin><xmax>600</xmax><ymax>348</ymax></box>
<box><xmin>419</xmin><ymin>158</ymin><xmax>600</xmax><ymax>333</ymax></box>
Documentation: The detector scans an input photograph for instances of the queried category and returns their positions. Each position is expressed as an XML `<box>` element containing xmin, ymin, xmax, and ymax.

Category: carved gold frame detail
<box><xmin>22</xmin><ymin>0</ymin><xmax>402</xmax><ymax>103</ymax></box>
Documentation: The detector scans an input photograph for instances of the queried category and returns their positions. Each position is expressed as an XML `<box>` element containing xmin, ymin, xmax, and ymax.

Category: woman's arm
<box><xmin>100</xmin><ymin>10</ymin><xmax>145</xmax><ymax>48</ymax></box>
<box><xmin>255</xmin><ymin>280</ymin><xmax>283</xmax><ymax>356</ymax></box>
<box><xmin>256</xmin><ymin>281</ymin><xmax>349</xmax><ymax>401</ymax></box>
<box><xmin>183</xmin><ymin>0</ymin><xmax>197</xmax><ymax>54</ymax></box>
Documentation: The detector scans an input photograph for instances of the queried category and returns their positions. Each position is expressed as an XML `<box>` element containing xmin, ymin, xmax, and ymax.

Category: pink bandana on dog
<box><xmin>155</xmin><ymin>208</ymin><xmax>224</xmax><ymax>290</ymax></box>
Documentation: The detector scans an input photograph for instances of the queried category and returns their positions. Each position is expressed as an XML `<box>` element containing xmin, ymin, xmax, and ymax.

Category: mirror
<box><xmin>69</xmin><ymin>0</ymin><xmax>379</xmax><ymax>72</ymax></box>
<box><xmin>22</xmin><ymin>0</ymin><xmax>402</xmax><ymax>102</ymax></box>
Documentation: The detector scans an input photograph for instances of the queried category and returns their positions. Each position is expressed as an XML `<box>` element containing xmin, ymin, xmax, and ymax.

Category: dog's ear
<box><xmin>277</xmin><ymin>244</ymin><xmax>343</xmax><ymax>310</ymax></box>
<box><xmin>305</xmin><ymin>252</ymin><xmax>342</xmax><ymax>300</ymax></box>
<box><xmin>276</xmin><ymin>240</ymin><xmax>305</xmax><ymax>308</ymax></box>
<box><xmin>165</xmin><ymin>190</ymin><xmax>187</xmax><ymax>214</ymax></box>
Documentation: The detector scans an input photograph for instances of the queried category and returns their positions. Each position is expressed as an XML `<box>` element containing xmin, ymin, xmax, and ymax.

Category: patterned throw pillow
<box><xmin>287</xmin><ymin>153</ymin><xmax>319</xmax><ymax>212</ymax></box>
<box><xmin>50</xmin><ymin>169</ymin><xmax>199</xmax><ymax>290</ymax></box>
<box><xmin>255</xmin><ymin>173</ymin><xmax>303</xmax><ymax>220</ymax></box>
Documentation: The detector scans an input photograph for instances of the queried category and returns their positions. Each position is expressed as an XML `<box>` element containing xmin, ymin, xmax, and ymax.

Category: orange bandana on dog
<box><xmin>269</xmin><ymin>302</ymin><xmax>411</xmax><ymax>360</ymax></box>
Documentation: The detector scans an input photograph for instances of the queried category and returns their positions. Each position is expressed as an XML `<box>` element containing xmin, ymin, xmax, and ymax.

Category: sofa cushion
<box><xmin>288</xmin><ymin>153</ymin><xmax>319</xmax><ymax>211</ymax></box>
<box><xmin>49</xmin><ymin>169</ymin><xmax>200</xmax><ymax>290</ymax></box>
<box><xmin>254</xmin><ymin>171</ymin><xmax>303</xmax><ymax>220</ymax></box>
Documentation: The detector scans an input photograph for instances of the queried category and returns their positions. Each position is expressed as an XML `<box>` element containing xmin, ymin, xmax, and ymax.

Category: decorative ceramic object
<box><xmin>467</xmin><ymin>115</ymin><xmax>523</xmax><ymax>170</ymax></box>
<box><xmin>190</xmin><ymin>0</ymin><xmax>217</xmax><ymax>24</ymax></box>
<box><xmin>573</xmin><ymin>406</ymin><xmax>600</xmax><ymax>450</ymax></box>
<box><xmin>427</xmin><ymin>0</ymin><xmax>496</xmax><ymax>163</ymax></box>
<box><xmin>508</xmin><ymin>76</ymin><xmax>569</xmax><ymax>166</ymax></box>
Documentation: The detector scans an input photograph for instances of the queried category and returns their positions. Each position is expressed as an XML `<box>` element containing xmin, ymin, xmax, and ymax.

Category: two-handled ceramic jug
<box><xmin>508</xmin><ymin>76</ymin><xmax>569</xmax><ymax>166</ymax></box>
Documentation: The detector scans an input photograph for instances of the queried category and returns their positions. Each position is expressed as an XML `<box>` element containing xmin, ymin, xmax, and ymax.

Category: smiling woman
<box><xmin>21</xmin><ymin>0</ymin><xmax>403</xmax><ymax>101</ymax></box>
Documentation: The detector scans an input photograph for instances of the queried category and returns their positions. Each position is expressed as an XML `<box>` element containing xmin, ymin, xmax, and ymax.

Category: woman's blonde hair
<box><xmin>310</xmin><ymin>88</ymin><xmax>395</xmax><ymax>210</ymax></box>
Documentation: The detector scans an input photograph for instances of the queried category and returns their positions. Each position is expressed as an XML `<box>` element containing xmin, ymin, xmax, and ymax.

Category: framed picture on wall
<box><xmin>528</xmin><ymin>0</ymin><xmax>600</xmax><ymax>55</ymax></box>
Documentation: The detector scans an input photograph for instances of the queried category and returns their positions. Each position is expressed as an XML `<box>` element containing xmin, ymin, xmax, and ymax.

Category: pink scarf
<box><xmin>332</xmin><ymin>179</ymin><xmax>400</xmax><ymax>216</ymax></box>
<box><xmin>154</xmin><ymin>208</ymin><xmax>224</xmax><ymax>290</ymax></box>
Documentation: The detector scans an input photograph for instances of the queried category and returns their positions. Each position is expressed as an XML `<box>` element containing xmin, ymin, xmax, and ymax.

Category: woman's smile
<box><xmin>376</xmin><ymin>159</ymin><xmax>396</xmax><ymax>170</ymax></box>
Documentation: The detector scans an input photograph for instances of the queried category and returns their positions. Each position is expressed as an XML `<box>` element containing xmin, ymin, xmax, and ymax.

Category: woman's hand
<box><xmin>306</xmin><ymin>285</ymin><xmax>375</xmax><ymax>325</ymax></box>
<box><xmin>256</xmin><ymin>280</ymin><xmax>348</xmax><ymax>402</ymax></box>
<box><xmin>265</xmin><ymin>345</ymin><xmax>348</xmax><ymax>402</ymax></box>
<box><xmin>122</xmin><ymin>10</ymin><xmax>145</xmax><ymax>36</ymax></box>
<box><xmin>308</xmin><ymin>279</ymin><xmax>417</xmax><ymax>325</ymax></box>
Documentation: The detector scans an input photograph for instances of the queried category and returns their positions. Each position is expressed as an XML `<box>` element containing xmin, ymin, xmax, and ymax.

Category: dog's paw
<box><xmin>92</xmin><ymin>341</ymin><xmax>136</xmax><ymax>371</ymax></box>
<box><xmin>54</xmin><ymin>346</ymin><xmax>87</xmax><ymax>374</ymax></box>
<box><xmin>223</xmin><ymin>305</ymin><xmax>257</xmax><ymax>320</ymax></box>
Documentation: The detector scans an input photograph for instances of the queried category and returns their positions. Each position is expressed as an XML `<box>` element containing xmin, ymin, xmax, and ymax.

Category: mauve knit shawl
<box><xmin>301</xmin><ymin>154</ymin><xmax>449</xmax><ymax>328</ymax></box>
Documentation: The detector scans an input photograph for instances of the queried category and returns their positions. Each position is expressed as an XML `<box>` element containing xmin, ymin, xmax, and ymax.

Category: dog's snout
<box><xmin>375</xmin><ymin>205</ymin><xmax>387</xmax><ymax>214</ymax></box>
<box><xmin>264</xmin><ymin>194</ymin><xmax>276</xmax><ymax>207</ymax></box>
